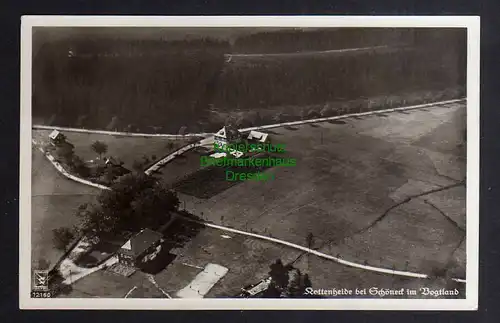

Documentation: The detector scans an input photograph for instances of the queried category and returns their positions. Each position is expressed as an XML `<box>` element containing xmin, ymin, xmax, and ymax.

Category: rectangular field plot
<box><xmin>172</xmin><ymin>155</ymin><xmax>276</xmax><ymax>199</ymax></box>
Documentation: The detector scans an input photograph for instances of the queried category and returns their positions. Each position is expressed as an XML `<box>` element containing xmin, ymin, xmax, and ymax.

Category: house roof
<box><xmin>119</xmin><ymin>228</ymin><xmax>163</xmax><ymax>257</ymax></box>
<box><xmin>247</xmin><ymin>130</ymin><xmax>269</xmax><ymax>143</ymax></box>
<box><xmin>49</xmin><ymin>130</ymin><xmax>61</xmax><ymax>140</ymax></box>
<box><xmin>105</xmin><ymin>157</ymin><xmax>118</xmax><ymax>165</ymax></box>
<box><xmin>215</xmin><ymin>126</ymin><xmax>240</xmax><ymax>140</ymax></box>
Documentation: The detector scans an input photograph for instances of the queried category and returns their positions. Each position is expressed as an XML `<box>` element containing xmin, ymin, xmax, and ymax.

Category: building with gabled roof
<box><xmin>214</xmin><ymin>125</ymin><xmax>241</xmax><ymax>147</ymax></box>
<box><xmin>48</xmin><ymin>130</ymin><xmax>64</xmax><ymax>146</ymax></box>
<box><xmin>117</xmin><ymin>228</ymin><xmax>164</xmax><ymax>267</ymax></box>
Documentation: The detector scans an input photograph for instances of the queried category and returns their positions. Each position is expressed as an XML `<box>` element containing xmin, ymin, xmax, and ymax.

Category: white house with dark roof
<box><xmin>214</xmin><ymin>125</ymin><xmax>241</xmax><ymax>148</ymax></box>
<box><xmin>117</xmin><ymin>228</ymin><xmax>164</xmax><ymax>267</ymax></box>
<box><xmin>48</xmin><ymin>130</ymin><xmax>63</xmax><ymax>145</ymax></box>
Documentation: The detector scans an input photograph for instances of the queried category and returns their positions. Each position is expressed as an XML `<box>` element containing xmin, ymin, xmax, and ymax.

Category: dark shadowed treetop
<box><xmin>91</xmin><ymin>140</ymin><xmax>108</xmax><ymax>158</ymax></box>
<box><xmin>77</xmin><ymin>173</ymin><xmax>179</xmax><ymax>236</ymax></box>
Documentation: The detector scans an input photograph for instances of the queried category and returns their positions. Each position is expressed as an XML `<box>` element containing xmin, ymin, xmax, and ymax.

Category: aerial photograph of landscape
<box><xmin>21</xmin><ymin>18</ymin><xmax>478</xmax><ymax>309</ymax></box>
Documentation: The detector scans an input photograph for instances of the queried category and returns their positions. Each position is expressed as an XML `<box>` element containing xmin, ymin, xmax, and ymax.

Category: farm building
<box><xmin>247</xmin><ymin>130</ymin><xmax>269</xmax><ymax>143</ymax></box>
<box><xmin>117</xmin><ymin>229</ymin><xmax>164</xmax><ymax>267</ymax></box>
<box><xmin>214</xmin><ymin>125</ymin><xmax>242</xmax><ymax>147</ymax></box>
<box><xmin>48</xmin><ymin>130</ymin><xmax>64</xmax><ymax>146</ymax></box>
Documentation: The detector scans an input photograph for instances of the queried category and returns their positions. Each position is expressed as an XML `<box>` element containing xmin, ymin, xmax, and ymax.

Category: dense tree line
<box><xmin>214</xmin><ymin>45</ymin><xmax>465</xmax><ymax>111</ymax></box>
<box><xmin>32</xmin><ymin>29</ymin><xmax>466</xmax><ymax>133</ymax></box>
<box><xmin>33</xmin><ymin>37</ymin><xmax>230</xmax><ymax>132</ymax></box>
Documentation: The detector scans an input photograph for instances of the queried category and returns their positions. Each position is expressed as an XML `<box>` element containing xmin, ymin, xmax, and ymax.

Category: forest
<box><xmin>32</xmin><ymin>28</ymin><xmax>466</xmax><ymax>133</ymax></box>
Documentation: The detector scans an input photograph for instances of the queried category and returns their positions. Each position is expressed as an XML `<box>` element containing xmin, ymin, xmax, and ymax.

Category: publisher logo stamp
<box><xmin>33</xmin><ymin>270</ymin><xmax>49</xmax><ymax>291</ymax></box>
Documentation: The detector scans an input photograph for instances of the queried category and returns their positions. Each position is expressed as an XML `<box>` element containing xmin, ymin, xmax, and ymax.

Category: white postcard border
<box><xmin>20</xmin><ymin>15</ymin><xmax>480</xmax><ymax>310</ymax></box>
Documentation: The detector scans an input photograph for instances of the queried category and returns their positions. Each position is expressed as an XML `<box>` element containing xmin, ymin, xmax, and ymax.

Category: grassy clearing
<box><xmin>165</xmin><ymin>103</ymin><xmax>466</xmax><ymax>282</ymax></box>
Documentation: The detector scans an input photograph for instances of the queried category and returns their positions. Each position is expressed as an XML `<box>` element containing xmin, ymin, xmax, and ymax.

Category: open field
<box><xmin>160</xmin><ymin>102</ymin><xmax>466</xmax><ymax>284</ymax></box>
<box><xmin>33</xmin><ymin>130</ymin><xmax>188</xmax><ymax>171</ymax></box>
<box><xmin>31</xmin><ymin>147</ymin><xmax>100</xmax><ymax>269</ymax></box>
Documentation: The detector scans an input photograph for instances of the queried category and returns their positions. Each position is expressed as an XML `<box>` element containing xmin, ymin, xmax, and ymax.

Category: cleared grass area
<box><xmin>160</xmin><ymin>103</ymin><xmax>466</xmax><ymax>289</ymax></box>
<box><xmin>31</xmin><ymin>147</ymin><xmax>100</xmax><ymax>269</ymax></box>
<box><xmin>324</xmin><ymin>197</ymin><xmax>464</xmax><ymax>273</ymax></box>
<box><xmin>33</xmin><ymin>129</ymin><xmax>188</xmax><ymax>171</ymax></box>
<box><xmin>173</xmin><ymin>154</ymin><xmax>275</xmax><ymax>199</ymax></box>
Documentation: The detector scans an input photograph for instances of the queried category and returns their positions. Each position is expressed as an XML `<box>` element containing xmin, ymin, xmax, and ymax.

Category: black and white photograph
<box><xmin>19</xmin><ymin>16</ymin><xmax>480</xmax><ymax>310</ymax></box>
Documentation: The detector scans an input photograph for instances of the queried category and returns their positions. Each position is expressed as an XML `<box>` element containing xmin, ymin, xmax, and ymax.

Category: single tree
<box><xmin>91</xmin><ymin>141</ymin><xmax>108</xmax><ymax>160</ymax></box>
<box><xmin>306</xmin><ymin>233</ymin><xmax>314</xmax><ymax>249</ymax></box>
<box><xmin>52</xmin><ymin>227</ymin><xmax>75</xmax><ymax>251</ymax></box>
<box><xmin>268</xmin><ymin>259</ymin><xmax>288</xmax><ymax>293</ymax></box>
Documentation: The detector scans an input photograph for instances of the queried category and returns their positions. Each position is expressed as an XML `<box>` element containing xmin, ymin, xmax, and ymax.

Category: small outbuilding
<box><xmin>48</xmin><ymin>130</ymin><xmax>64</xmax><ymax>146</ymax></box>
<box><xmin>117</xmin><ymin>228</ymin><xmax>164</xmax><ymax>267</ymax></box>
<box><xmin>247</xmin><ymin>130</ymin><xmax>269</xmax><ymax>143</ymax></box>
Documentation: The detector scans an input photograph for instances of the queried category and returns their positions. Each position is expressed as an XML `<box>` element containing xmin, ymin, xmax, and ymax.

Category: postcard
<box><xmin>20</xmin><ymin>15</ymin><xmax>480</xmax><ymax>310</ymax></box>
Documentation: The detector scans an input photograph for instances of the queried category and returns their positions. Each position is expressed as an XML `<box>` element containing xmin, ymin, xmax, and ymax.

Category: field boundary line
<box><xmin>124</xmin><ymin>286</ymin><xmax>137</xmax><ymax>298</ymax></box>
